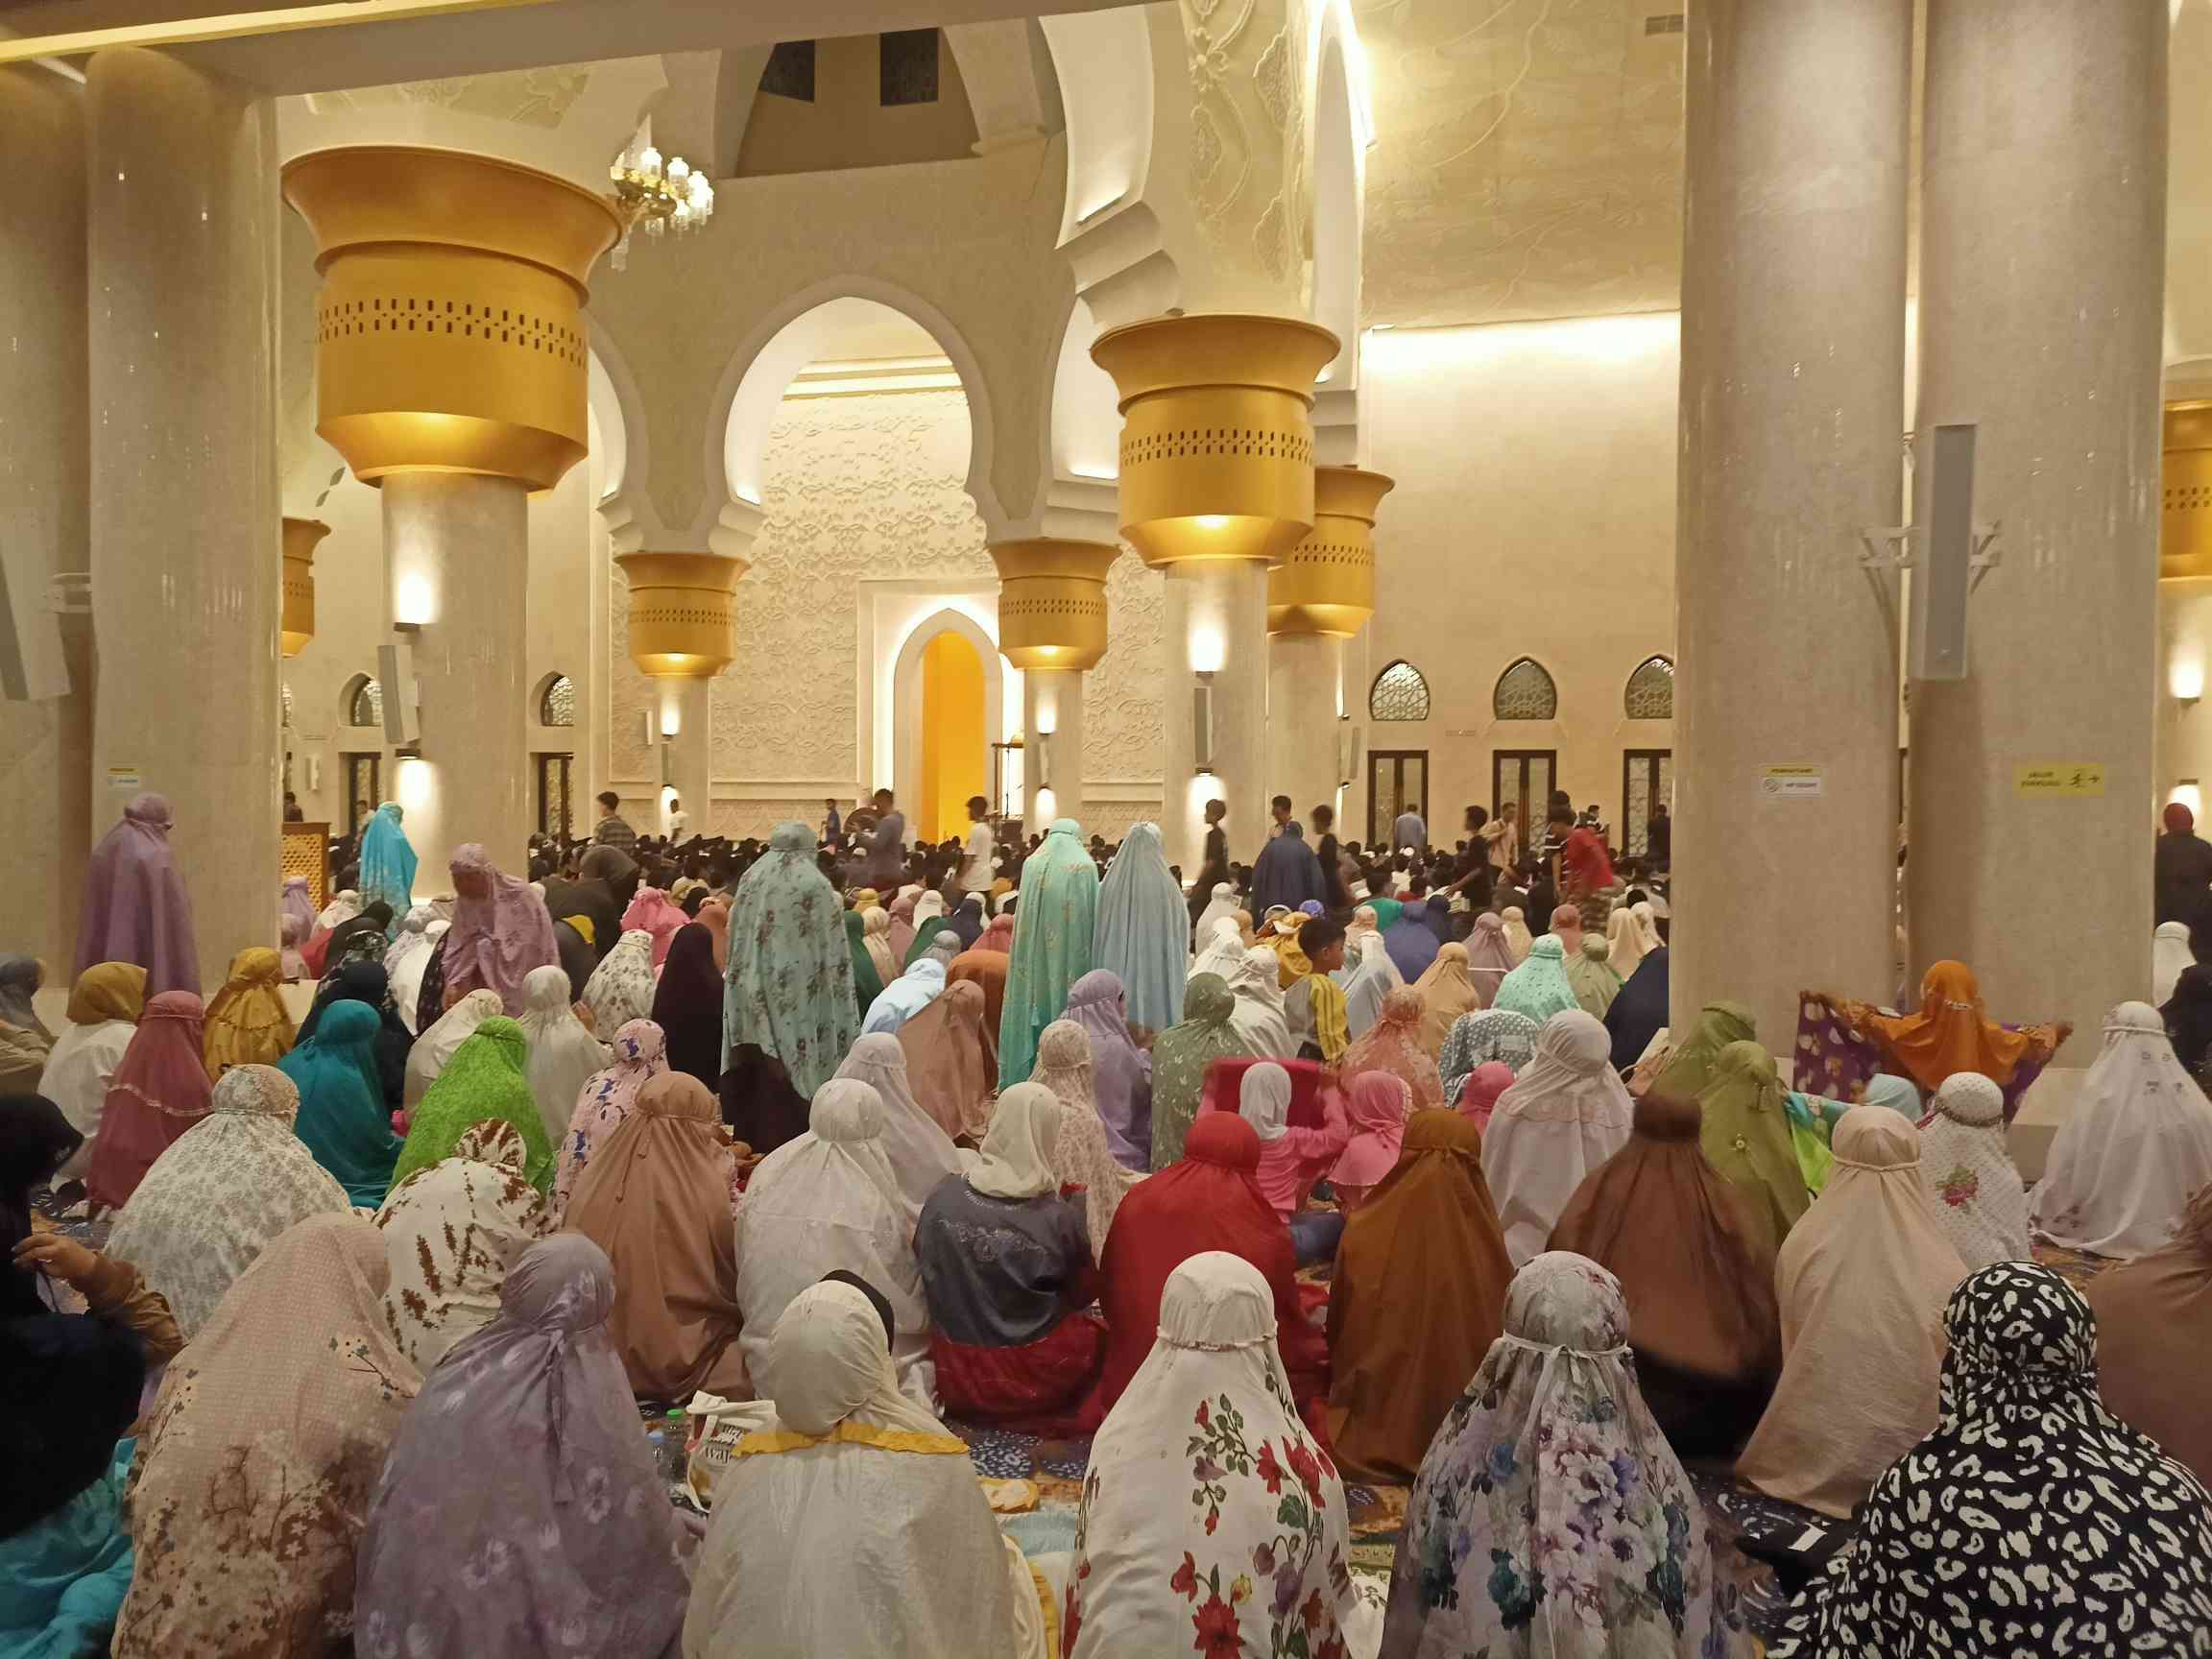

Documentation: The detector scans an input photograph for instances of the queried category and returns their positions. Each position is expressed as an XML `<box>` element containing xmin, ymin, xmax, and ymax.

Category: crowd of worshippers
<box><xmin>7</xmin><ymin>784</ymin><xmax>2212</xmax><ymax>1656</ymax></box>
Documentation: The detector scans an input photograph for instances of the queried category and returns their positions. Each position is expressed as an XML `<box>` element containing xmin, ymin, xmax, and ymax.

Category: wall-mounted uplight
<box><xmin>1034</xmin><ymin>731</ymin><xmax>1053</xmax><ymax>790</ymax></box>
<box><xmin>395</xmin><ymin>754</ymin><xmax>434</xmax><ymax>815</ymax></box>
<box><xmin>1192</xmin><ymin>674</ymin><xmax>1215</xmax><ymax>776</ymax></box>
<box><xmin>660</xmin><ymin>706</ymin><xmax>682</xmax><ymax>738</ymax></box>
<box><xmin>2175</xmin><ymin>780</ymin><xmax>2204</xmax><ymax>822</ymax></box>
<box><xmin>394</xmin><ymin>571</ymin><xmax>437</xmax><ymax>628</ymax></box>
<box><xmin>2174</xmin><ymin>660</ymin><xmax>2205</xmax><ymax>704</ymax></box>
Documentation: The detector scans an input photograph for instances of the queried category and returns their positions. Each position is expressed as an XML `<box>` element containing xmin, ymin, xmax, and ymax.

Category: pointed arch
<box><xmin>1623</xmin><ymin>655</ymin><xmax>1675</xmax><ymax>720</ymax></box>
<box><xmin>889</xmin><ymin>607</ymin><xmax>1005</xmax><ymax>826</ymax></box>
<box><xmin>1368</xmin><ymin>660</ymin><xmax>1430</xmax><ymax>722</ymax></box>
<box><xmin>709</xmin><ymin>277</ymin><xmax>1003</xmax><ymax>547</ymax></box>
<box><xmin>1493</xmin><ymin>658</ymin><xmax>1558</xmax><ymax>721</ymax></box>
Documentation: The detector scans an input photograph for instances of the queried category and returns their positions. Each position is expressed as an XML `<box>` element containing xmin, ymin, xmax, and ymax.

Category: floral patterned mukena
<box><xmin>1379</xmin><ymin>1250</ymin><xmax>1749</xmax><ymax>1657</ymax></box>
<box><xmin>722</xmin><ymin>822</ymin><xmax>857</xmax><ymax>1098</ymax></box>
<box><xmin>1065</xmin><ymin>1251</ymin><xmax>1378</xmax><ymax>1659</ymax></box>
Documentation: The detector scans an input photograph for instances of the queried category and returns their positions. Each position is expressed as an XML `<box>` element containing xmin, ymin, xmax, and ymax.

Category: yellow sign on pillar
<box><xmin>2014</xmin><ymin>763</ymin><xmax>2106</xmax><ymax>798</ymax></box>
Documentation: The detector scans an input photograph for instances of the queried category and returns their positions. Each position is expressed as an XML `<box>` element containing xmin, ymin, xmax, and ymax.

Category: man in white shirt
<box><xmin>954</xmin><ymin>794</ymin><xmax>995</xmax><ymax>897</ymax></box>
<box><xmin>666</xmin><ymin>795</ymin><xmax>689</xmax><ymax>840</ymax></box>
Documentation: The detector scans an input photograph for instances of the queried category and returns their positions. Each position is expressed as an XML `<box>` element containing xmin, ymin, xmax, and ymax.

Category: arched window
<box><xmin>1368</xmin><ymin>660</ymin><xmax>1431</xmax><ymax>722</ymax></box>
<box><xmin>1623</xmin><ymin>655</ymin><xmax>1674</xmax><ymax>720</ymax></box>
<box><xmin>538</xmin><ymin>673</ymin><xmax>576</xmax><ymax>728</ymax></box>
<box><xmin>1493</xmin><ymin>658</ymin><xmax>1558</xmax><ymax>721</ymax></box>
<box><xmin>344</xmin><ymin>674</ymin><xmax>382</xmax><ymax>730</ymax></box>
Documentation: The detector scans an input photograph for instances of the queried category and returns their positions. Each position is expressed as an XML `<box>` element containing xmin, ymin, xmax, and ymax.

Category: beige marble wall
<box><xmin>1357</xmin><ymin>316</ymin><xmax>1680</xmax><ymax>849</ymax></box>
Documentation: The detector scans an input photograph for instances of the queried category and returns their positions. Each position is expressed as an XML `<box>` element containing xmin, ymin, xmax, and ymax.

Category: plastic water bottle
<box><xmin>645</xmin><ymin>1430</ymin><xmax>668</xmax><ymax>1482</ymax></box>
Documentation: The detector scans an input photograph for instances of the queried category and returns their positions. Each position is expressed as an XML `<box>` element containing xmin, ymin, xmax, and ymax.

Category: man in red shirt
<box><xmin>1551</xmin><ymin>803</ymin><xmax>1620</xmax><ymax>933</ymax></box>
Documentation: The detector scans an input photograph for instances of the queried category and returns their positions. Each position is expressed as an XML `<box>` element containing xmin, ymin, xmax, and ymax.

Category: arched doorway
<box><xmin>890</xmin><ymin>605</ymin><xmax>1004</xmax><ymax>843</ymax></box>
<box><xmin>918</xmin><ymin>631</ymin><xmax>988</xmax><ymax>843</ymax></box>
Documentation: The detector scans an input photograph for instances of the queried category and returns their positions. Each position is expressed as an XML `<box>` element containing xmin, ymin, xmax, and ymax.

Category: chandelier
<box><xmin>607</xmin><ymin>144</ymin><xmax>714</xmax><ymax>268</ymax></box>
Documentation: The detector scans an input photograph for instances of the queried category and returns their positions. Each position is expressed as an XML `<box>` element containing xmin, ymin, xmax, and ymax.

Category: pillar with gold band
<box><xmin>280</xmin><ymin>517</ymin><xmax>329</xmax><ymax>659</ymax></box>
<box><xmin>1090</xmin><ymin>313</ymin><xmax>1339</xmax><ymax>870</ymax></box>
<box><xmin>2160</xmin><ymin>401</ymin><xmax>2212</xmax><ymax>828</ymax></box>
<box><xmin>990</xmin><ymin>538</ymin><xmax>1118</xmax><ymax>831</ymax></box>
<box><xmin>1266</xmin><ymin>467</ymin><xmax>1394</xmax><ymax>835</ymax></box>
<box><xmin>283</xmin><ymin>145</ymin><xmax>621</xmax><ymax>878</ymax></box>
<box><xmin>617</xmin><ymin>551</ymin><xmax>745</xmax><ymax>841</ymax></box>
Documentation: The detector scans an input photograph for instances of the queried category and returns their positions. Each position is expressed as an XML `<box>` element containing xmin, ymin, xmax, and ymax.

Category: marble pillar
<box><xmin>1022</xmin><ymin>667</ymin><xmax>1088</xmax><ymax>832</ymax></box>
<box><xmin>989</xmin><ymin>538</ymin><xmax>1115</xmax><ymax>836</ymax></box>
<box><xmin>1909</xmin><ymin>1</ymin><xmax>2166</xmax><ymax>1046</ymax></box>
<box><xmin>88</xmin><ymin>48</ymin><xmax>280</xmax><ymax>993</ymax></box>
<box><xmin>1267</xmin><ymin>633</ymin><xmax>1343</xmax><ymax>829</ymax></box>
<box><xmin>1673</xmin><ymin>0</ymin><xmax>1911</xmax><ymax>1050</ymax></box>
<box><xmin>0</xmin><ymin>66</ymin><xmax>94</xmax><ymax>969</ymax></box>
<box><xmin>1163</xmin><ymin>562</ymin><xmax>1269</xmax><ymax>875</ymax></box>
<box><xmin>657</xmin><ymin>675</ymin><xmax>712</xmax><ymax>835</ymax></box>
<box><xmin>1088</xmin><ymin>314</ymin><xmax>1335</xmax><ymax>879</ymax></box>
<box><xmin>383</xmin><ymin>472</ymin><xmax>531</xmax><ymax>878</ymax></box>
<box><xmin>285</xmin><ymin>145</ymin><xmax>618</xmax><ymax>889</ymax></box>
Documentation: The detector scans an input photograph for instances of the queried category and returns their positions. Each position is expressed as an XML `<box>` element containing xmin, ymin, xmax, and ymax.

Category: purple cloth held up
<box><xmin>1067</xmin><ymin>968</ymin><xmax>1153</xmax><ymax>1170</ymax></box>
<box><xmin>75</xmin><ymin>792</ymin><xmax>199</xmax><ymax>996</ymax></box>
<box><xmin>1792</xmin><ymin>990</ymin><xmax>2052</xmax><ymax>1125</ymax></box>
<box><xmin>352</xmin><ymin>1233</ymin><xmax>692</xmax><ymax>1659</ymax></box>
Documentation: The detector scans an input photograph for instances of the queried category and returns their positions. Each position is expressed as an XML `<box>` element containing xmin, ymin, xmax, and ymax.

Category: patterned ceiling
<box><xmin>1354</xmin><ymin>0</ymin><xmax>1685</xmax><ymax>327</ymax></box>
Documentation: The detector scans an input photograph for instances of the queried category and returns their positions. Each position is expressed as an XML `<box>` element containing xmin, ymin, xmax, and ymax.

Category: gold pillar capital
<box><xmin>1090</xmin><ymin>313</ymin><xmax>1339</xmax><ymax>569</ymax></box>
<box><xmin>280</xmin><ymin>517</ymin><xmax>328</xmax><ymax>659</ymax></box>
<box><xmin>990</xmin><ymin>539</ymin><xmax>1118</xmax><ymax>671</ymax></box>
<box><xmin>283</xmin><ymin>146</ymin><xmax>621</xmax><ymax>492</ymax></box>
<box><xmin>1268</xmin><ymin>466</ymin><xmax>1396</xmax><ymax>637</ymax></box>
<box><xmin>616</xmin><ymin>550</ymin><xmax>744</xmax><ymax>678</ymax></box>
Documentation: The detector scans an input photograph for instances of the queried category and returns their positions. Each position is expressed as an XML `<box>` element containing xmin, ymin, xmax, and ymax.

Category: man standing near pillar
<box><xmin>1312</xmin><ymin>805</ymin><xmax>1350</xmax><ymax>914</ymax></box>
<box><xmin>1188</xmin><ymin>800</ymin><xmax>1232</xmax><ymax>931</ymax></box>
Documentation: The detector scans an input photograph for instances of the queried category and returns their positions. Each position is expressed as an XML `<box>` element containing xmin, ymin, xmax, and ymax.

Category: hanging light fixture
<box><xmin>607</xmin><ymin>143</ymin><xmax>715</xmax><ymax>269</ymax></box>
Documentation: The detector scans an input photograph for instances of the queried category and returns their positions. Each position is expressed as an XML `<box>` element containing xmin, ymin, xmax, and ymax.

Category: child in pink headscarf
<box><xmin>1456</xmin><ymin>1062</ymin><xmax>1517</xmax><ymax>1134</ymax></box>
<box><xmin>1328</xmin><ymin>1070</ymin><xmax>1412</xmax><ymax>1214</ymax></box>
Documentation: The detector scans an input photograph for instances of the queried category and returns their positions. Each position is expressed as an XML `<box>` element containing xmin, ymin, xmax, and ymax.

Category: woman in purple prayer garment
<box><xmin>74</xmin><ymin>793</ymin><xmax>199</xmax><ymax>997</ymax></box>
<box><xmin>352</xmin><ymin>1233</ymin><xmax>692</xmax><ymax>1658</ymax></box>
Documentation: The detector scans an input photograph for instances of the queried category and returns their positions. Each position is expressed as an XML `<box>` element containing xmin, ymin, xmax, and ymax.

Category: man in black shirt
<box><xmin>2157</xmin><ymin>802</ymin><xmax>2212</xmax><ymax>925</ymax></box>
<box><xmin>1189</xmin><ymin>797</ymin><xmax>1232</xmax><ymax>929</ymax></box>
<box><xmin>1311</xmin><ymin>803</ymin><xmax>1350</xmax><ymax>913</ymax></box>
<box><xmin>1444</xmin><ymin>805</ymin><xmax>1496</xmax><ymax>910</ymax></box>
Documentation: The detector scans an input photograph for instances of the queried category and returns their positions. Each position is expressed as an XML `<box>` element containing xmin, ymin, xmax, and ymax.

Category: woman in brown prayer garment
<box><xmin>2085</xmin><ymin>1182</ymin><xmax>2212</xmax><ymax>1490</ymax></box>
<box><xmin>564</xmin><ymin>1070</ymin><xmax>747</xmax><ymax>1400</ymax></box>
<box><xmin>1326</xmin><ymin>1109</ymin><xmax>1514</xmax><ymax>1482</ymax></box>
<box><xmin>1548</xmin><ymin>1088</ymin><xmax>1781</xmax><ymax>1458</ymax></box>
